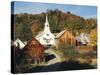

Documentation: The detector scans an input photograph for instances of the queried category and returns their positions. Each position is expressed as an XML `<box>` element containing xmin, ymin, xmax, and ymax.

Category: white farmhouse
<box><xmin>14</xmin><ymin>38</ymin><xmax>26</xmax><ymax>49</ymax></box>
<box><xmin>75</xmin><ymin>32</ymin><xmax>89</xmax><ymax>46</ymax></box>
<box><xmin>35</xmin><ymin>14</ymin><xmax>55</xmax><ymax>46</ymax></box>
<box><xmin>80</xmin><ymin>33</ymin><xmax>89</xmax><ymax>45</ymax></box>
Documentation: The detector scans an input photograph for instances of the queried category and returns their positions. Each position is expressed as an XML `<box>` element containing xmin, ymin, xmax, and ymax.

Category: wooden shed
<box><xmin>24</xmin><ymin>37</ymin><xmax>45</xmax><ymax>64</ymax></box>
<box><xmin>55</xmin><ymin>30</ymin><xmax>75</xmax><ymax>46</ymax></box>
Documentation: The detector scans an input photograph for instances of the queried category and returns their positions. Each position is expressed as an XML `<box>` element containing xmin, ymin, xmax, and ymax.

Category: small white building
<box><xmin>14</xmin><ymin>38</ymin><xmax>26</xmax><ymax>49</ymax></box>
<box><xmin>35</xmin><ymin>14</ymin><xmax>55</xmax><ymax>46</ymax></box>
<box><xmin>80</xmin><ymin>33</ymin><xmax>89</xmax><ymax>45</ymax></box>
<box><xmin>75</xmin><ymin>32</ymin><xmax>89</xmax><ymax>46</ymax></box>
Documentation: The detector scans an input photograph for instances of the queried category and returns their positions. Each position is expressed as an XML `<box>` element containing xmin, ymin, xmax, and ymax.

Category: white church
<box><xmin>35</xmin><ymin>14</ymin><xmax>55</xmax><ymax>46</ymax></box>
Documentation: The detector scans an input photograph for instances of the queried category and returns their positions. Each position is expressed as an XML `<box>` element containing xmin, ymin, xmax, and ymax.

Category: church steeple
<box><xmin>45</xmin><ymin>14</ymin><xmax>49</xmax><ymax>27</ymax></box>
<box><xmin>44</xmin><ymin>14</ymin><xmax>50</xmax><ymax>33</ymax></box>
<box><xmin>46</xmin><ymin>14</ymin><xmax>48</xmax><ymax>24</ymax></box>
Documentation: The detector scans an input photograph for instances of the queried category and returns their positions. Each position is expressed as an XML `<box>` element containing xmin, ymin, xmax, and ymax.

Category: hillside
<box><xmin>12</xmin><ymin>9</ymin><xmax>97</xmax><ymax>41</ymax></box>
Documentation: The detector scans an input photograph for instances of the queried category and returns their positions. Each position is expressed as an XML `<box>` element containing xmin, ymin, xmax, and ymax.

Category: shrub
<box><xmin>58</xmin><ymin>43</ymin><xmax>79</xmax><ymax>60</ymax></box>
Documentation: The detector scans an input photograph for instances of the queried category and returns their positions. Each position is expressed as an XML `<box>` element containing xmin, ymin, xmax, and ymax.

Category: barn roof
<box><xmin>24</xmin><ymin>37</ymin><xmax>44</xmax><ymax>49</ymax></box>
<box><xmin>55</xmin><ymin>30</ymin><xmax>66</xmax><ymax>39</ymax></box>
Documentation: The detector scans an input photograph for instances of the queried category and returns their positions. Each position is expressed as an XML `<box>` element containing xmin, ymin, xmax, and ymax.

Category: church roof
<box><xmin>35</xmin><ymin>30</ymin><xmax>44</xmax><ymax>39</ymax></box>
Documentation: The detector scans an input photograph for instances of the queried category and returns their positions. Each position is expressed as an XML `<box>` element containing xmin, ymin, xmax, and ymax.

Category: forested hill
<box><xmin>12</xmin><ymin>9</ymin><xmax>97</xmax><ymax>41</ymax></box>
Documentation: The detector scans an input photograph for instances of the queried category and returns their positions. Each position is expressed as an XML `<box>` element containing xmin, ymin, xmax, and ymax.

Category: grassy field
<box><xmin>56</xmin><ymin>43</ymin><xmax>97</xmax><ymax>68</ymax></box>
<box><xmin>13</xmin><ymin>44</ymin><xmax>97</xmax><ymax>73</ymax></box>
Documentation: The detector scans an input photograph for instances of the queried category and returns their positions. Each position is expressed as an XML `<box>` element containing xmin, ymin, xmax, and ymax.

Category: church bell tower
<box><xmin>44</xmin><ymin>14</ymin><xmax>51</xmax><ymax>33</ymax></box>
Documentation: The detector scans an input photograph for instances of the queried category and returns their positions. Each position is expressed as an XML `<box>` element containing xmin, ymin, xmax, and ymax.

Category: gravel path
<box><xmin>45</xmin><ymin>47</ymin><xmax>62</xmax><ymax>66</ymax></box>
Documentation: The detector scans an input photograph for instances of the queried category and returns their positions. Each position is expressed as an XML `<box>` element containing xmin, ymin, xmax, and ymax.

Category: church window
<box><xmin>47</xmin><ymin>34</ymin><xmax>49</xmax><ymax>36</ymax></box>
<box><xmin>47</xmin><ymin>25</ymin><xmax>48</xmax><ymax>27</ymax></box>
<box><xmin>43</xmin><ymin>37</ymin><xmax>46</xmax><ymax>40</ymax></box>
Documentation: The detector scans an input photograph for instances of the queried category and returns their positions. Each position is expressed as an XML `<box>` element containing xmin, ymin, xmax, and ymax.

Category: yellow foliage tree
<box><xmin>88</xmin><ymin>28</ymin><xmax>97</xmax><ymax>46</ymax></box>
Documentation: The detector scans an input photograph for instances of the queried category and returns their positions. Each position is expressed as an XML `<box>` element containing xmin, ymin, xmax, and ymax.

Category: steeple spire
<box><xmin>46</xmin><ymin>14</ymin><xmax>48</xmax><ymax>24</ymax></box>
<box><xmin>45</xmin><ymin>13</ymin><xmax>49</xmax><ymax>27</ymax></box>
<box><xmin>44</xmin><ymin>13</ymin><xmax>50</xmax><ymax>33</ymax></box>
